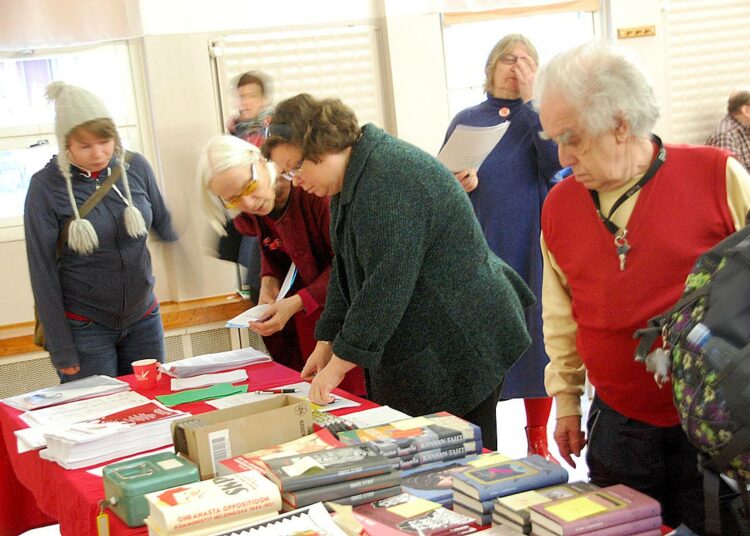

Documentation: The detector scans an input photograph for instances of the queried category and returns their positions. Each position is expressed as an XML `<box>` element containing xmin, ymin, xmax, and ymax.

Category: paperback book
<box><xmin>394</xmin><ymin>441</ymin><xmax>483</xmax><ymax>470</ymax></box>
<box><xmin>145</xmin><ymin>469</ymin><xmax>281</xmax><ymax>535</ymax></box>
<box><xmin>217</xmin><ymin>428</ymin><xmax>344</xmax><ymax>476</ymax></box>
<box><xmin>338</xmin><ymin>412</ymin><xmax>481</xmax><ymax>457</ymax></box>
<box><xmin>452</xmin><ymin>455</ymin><xmax>568</xmax><ymax>501</ymax></box>
<box><xmin>400</xmin><ymin>455</ymin><xmax>488</xmax><ymax>506</ymax></box>
<box><xmin>281</xmin><ymin>470</ymin><xmax>402</xmax><ymax>509</ymax></box>
<box><xmin>352</xmin><ymin>492</ymin><xmax>475</xmax><ymax>536</ymax></box>
<box><xmin>532</xmin><ymin>518</ymin><xmax>662</xmax><ymax>536</ymax></box>
<box><xmin>529</xmin><ymin>484</ymin><xmax>661</xmax><ymax>535</ymax></box>
<box><xmin>263</xmin><ymin>444</ymin><xmax>394</xmax><ymax>492</ymax></box>
<box><xmin>494</xmin><ymin>481</ymin><xmax>599</xmax><ymax>529</ymax></box>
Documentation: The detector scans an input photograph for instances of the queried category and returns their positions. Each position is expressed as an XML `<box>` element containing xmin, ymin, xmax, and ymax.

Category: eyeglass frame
<box><xmin>218</xmin><ymin>162</ymin><xmax>259</xmax><ymax>209</ymax></box>
<box><xmin>281</xmin><ymin>159</ymin><xmax>304</xmax><ymax>182</ymax></box>
<box><xmin>498</xmin><ymin>54</ymin><xmax>521</xmax><ymax>66</ymax></box>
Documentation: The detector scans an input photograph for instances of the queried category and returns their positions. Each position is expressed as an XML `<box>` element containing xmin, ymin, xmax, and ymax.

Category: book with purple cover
<box><xmin>529</xmin><ymin>484</ymin><xmax>661</xmax><ymax>535</ymax></box>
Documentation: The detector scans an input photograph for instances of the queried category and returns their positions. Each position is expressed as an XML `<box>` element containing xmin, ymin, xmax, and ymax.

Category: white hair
<box><xmin>197</xmin><ymin>135</ymin><xmax>277</xmax><ymax>236</ymax></box>
<box><xmin>534</xmin><ymin>42</ymin><xmax>660</xmax><ymax>139</ymax></box>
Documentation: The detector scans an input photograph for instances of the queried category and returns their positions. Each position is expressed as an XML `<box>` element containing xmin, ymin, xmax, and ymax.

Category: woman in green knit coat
<box><xmin>262</xmin><ymin>94</ymin><xmax>533</xmax><ymax>449</ymax></box>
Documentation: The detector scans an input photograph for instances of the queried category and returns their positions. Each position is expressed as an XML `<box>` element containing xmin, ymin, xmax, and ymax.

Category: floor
<box><xmin>20</xmin><ymin>397</ymin><xmax>591</xmax><ymax>536</ymax></box>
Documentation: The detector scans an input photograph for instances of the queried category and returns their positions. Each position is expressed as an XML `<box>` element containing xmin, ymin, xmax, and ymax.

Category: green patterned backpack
<box><xmin>635</xmin><ymin>225</ymin><xmax>750</xmax><ymax>535</ymax></box>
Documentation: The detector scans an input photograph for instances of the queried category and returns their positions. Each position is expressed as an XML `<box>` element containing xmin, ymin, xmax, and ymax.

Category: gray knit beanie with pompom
<box><xmin>46</xmin><ymin>81</ymin><xmax>147</xmax><ymax>255</ymax></box>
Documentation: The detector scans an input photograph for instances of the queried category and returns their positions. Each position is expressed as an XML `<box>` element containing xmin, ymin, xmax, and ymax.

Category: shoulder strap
<box><xmin>56</xmin><ymin>151</ymin><xmax>134</xmax><ymax>257</ymax></box>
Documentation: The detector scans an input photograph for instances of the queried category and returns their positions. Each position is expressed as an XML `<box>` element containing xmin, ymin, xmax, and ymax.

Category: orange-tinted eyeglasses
<box><xmin>219</xmin><ymin>163</ymin><xmax>259</xmax><ymax>209</ymax></box>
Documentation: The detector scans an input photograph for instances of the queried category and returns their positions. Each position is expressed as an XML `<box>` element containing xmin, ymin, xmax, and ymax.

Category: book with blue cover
<box><xmin>451</xmin><ymin>454</ymin><xmax>568</xmax><ymax>501</ymax></box>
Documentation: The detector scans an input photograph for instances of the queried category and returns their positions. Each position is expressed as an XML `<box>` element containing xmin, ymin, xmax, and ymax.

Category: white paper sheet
<box><xmin>170</xmin><ymin>369</ymin><xmax>248</xmax><ymax>391</ymax></box>
<box><xmin>205</xmin><ymin>381</ymin><xmax>360</xmax><ymax>412</ymax></box>
<box><xmin>437</xmin><ymin>121</ymin><xmax>510</xmax><ymax>172</ymax></box>
<box><xmin>160</xmin><ymin>347</ymin><xmax>271</xmax><ymax>378</ymax></box>
<box><xmin>342</xmin><ymin>406</ymin><xmax>412</xmax><ymax>428</ymax></box>
<box><xmin>226</xmin><ymin>263</ymin><xmax>298</xmax><ymax>328</ymax></box>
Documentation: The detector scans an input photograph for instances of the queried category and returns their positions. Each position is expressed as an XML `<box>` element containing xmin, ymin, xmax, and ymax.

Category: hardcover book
<box><xmin>326</xmin><ymin>485</ymin><xmax>403</xmax><ymax>508</ymax></box>
<box><xmin>217</xmin><ymin>428</ymin><xmax>344</xmax><ymax>476</ymax></box>
<box><xmin>494</xmin><ymin>481</ymin><xmax>599</xmax><ymax>527</ymax></box>
<box><xmin>352</xmin><ymin>492</ymin><xmax>475</xmax><ymax>536</ymax></box>
<box><xmin>452</xmin><ymin>455</ymin><xmax>568</xmax><ymax>501</ymax></box>
<box><xmin>452</xmin><ymin>501</ymin><xmax>493</xmax><ymax>526</ymax></box>
<box><xmin>529</xmin><ymin>484</ymin><xmax>661</xmax><ymax>535</ymax></box>
<box><xmin>145</xmin><ymin>469</ymin><xmax>281</xmax><ymax>534</ymax></box>
<box><xmin>263</xmin><ymin>444</ymin><xmax>394</xmax><ymax>492</ymax></box>
<box><xmin>394</xmin><ymin>441</ymin><xmax>483</xmax><ymax>470</ymax></box>
<box><xmin>454</xmin><ymin>492</ymin><xmax>495</xmax><ymax>514</ymax></box>
<box><xmin>338</xmin><ymin>412</ymin><xmax>481</xmax><ymax>457</ymax></box>
<box><xmin>532</xmin><ymin>516</ymin><xmax>661</xmax><ymax>536</ymax></box>
<box><xmin>281</xmin><ymin>470</ymin><xmax>402</xmax><ymax>508</ymax></box>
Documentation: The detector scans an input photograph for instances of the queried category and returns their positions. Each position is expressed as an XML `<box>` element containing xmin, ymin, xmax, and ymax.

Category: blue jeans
<box><xmin>59</xmin><ymin>304</ymin><xmax>166</xmax><ymax>383</ymax></box>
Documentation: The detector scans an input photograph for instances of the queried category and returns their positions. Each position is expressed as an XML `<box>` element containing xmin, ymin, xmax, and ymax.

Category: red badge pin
<box><xmin>498</xmin><ymin>107</ymin><xmax>510</xmax><ymax>118</ymax></box>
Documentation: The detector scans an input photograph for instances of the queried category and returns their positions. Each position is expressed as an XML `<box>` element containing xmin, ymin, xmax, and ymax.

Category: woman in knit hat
<box><xmin>197</xmin><ymin>134</ymin><xmax>366</xmax><ymax>397</ymax></box>
<box><xmin>24</xmin><ymin>81</ymin><xmax>177</xmax><ymax>382</ymax></box>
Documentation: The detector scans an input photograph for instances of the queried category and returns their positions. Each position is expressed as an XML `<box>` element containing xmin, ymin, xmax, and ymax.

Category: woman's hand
<box><xmin>301</xmin><ymin>341</ymin><xmax>334</xmax><ymax>382</ymax></box>
<box><xmin>514</xmin><ymin>55</ymin><xmax>538</xmax><ymax>103</ymax></box>
<box><xmin>58</xmin><ymin>365</ymin><xmax>80</xmax><ymax>376</ymax></box>
<box><xmin>257</xmin><ymin>275</ymin><xmax>281</xmax><ymax>305</ymax></box>
<box><xmin>247</xmin><ymin>295</ymin><xmax>303</xmax><ymax>336</ymax></box>
<box><xmin>453</xmin><ymin>169</ymin><xmax>478</xmax><ymax>193</ymax></box>
<box><xmin>307</xmin><ymin>354</ymin><xmax>356</xmax><ymax>405</ymax></box>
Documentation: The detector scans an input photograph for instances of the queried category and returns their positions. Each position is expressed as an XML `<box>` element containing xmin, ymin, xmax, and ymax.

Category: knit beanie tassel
<box><xmin>119</xmin><ymin>160</ymin><xmax>148</xmax><ymax>238</ymax></box>
<box><xmin>67</xmin><ymin>218</ymin><xmax>99</xmax><ymax>255</ymax></box>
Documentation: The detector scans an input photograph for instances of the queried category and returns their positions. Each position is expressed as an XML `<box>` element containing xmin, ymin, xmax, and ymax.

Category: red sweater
<box><xmin>542</xmin><ymin>144</ymin><xmax>735</xmax><ymax>426</ymax></box>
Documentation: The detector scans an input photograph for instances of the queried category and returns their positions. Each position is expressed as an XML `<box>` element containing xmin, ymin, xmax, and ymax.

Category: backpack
<box><xmin>634</xmin><ymin>223</ymin><xmax>750</xmax><ymax>535</ymax></box>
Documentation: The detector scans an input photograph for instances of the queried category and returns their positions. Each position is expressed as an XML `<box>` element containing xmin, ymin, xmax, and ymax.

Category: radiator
<box><xmin>0</xmin><ymin>323</ymin><xmax>266</xmax><ymax>399</ymax></box>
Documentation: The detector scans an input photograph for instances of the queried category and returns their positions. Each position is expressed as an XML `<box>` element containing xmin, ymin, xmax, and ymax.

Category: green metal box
<box><xmin>102</xmin><ymin>452</ymin><xmax>200</xmax><ymax>527</ymax></box>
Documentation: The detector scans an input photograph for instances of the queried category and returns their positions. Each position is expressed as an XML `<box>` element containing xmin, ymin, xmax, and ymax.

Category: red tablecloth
<box><xmin>0</xmin><ymin>361</ymin><xmax>376</xmax><ymax>536</ymax></box>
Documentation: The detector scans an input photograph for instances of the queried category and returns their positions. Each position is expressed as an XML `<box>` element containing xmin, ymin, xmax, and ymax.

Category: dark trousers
<box><xmin>462</xmin><ymin>384</ymin><xmax>501</xmax><ymax>451</ymax></box>
<box><xmin>586</xmin><ymin>395</ymin><xmax>705</xmax><ymax>533</ymax></box>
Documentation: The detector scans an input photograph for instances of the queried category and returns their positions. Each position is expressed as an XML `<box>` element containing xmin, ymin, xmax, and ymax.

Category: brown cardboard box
<box><xmin>171</xmin><ymin>395</ymin><xmax>312</xmax><ymax>479</ymax></box>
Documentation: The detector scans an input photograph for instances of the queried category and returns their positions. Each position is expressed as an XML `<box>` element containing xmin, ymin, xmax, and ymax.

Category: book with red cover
<box><xmin>352</xmin><ymin>492</ymin><xmax>474</xmax><ymax>536</ymax></box>
<box><xmin>529</xmin><ymin>484</ymin><xmax>662</xmax><ymax>535</ymax></box>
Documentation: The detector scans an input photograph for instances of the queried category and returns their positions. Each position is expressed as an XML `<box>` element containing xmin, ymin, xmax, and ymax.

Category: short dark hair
<box><xmin>236</xmin><ymin>71</ymin><xmax>267</xmax><ymax>94</ymax></box>
<box><xmin>262</xmin><ymin>94</ymin><xmax>361</xmax><ymax>162</ymax></box>
<box><xmin>728</xmin><ymin>90</ymin><xmax>750</xmax><ymax>115</ymax></box>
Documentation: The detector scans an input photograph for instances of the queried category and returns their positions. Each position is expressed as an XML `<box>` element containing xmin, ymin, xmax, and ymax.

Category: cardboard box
<box><xmin>171</xmin><ymin>395</ymin><xmax>312</xmax><ymax>479</ymax></box>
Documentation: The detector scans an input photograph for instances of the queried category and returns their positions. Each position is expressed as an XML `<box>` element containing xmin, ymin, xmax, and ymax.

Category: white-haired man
<box><xmin>535</xmin><ymin>43</ymin><xmax>750</xmax><ymax>532</ymax></box>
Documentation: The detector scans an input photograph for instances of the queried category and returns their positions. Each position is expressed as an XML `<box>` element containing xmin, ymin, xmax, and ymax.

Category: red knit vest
<box><xmin>542</xmin><ymin>144</ymin><xmax>735</xmax><ymax>426</ymax></box>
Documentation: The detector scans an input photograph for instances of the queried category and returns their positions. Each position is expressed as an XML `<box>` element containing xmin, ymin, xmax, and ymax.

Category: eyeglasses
<box><xmin>498</xmin><ymin>54</ymin><xmax>520</xmax><ymax>66</ymax></box>
<box><xmin>281</xmin><ymin>159</ymin><xmax>304</xmax><ymax>182</ymax></box>
<box><xmin>219</xmin><ymin>163</ymin><xmax>259</xmax><ymax>209</ymax></box>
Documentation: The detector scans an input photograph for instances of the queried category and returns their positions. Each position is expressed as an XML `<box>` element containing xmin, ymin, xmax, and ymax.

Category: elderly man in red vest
<box><xmin>535</xmin><ymin>43</ymin><xmax>750</xmax><ymax>533</ymax></box>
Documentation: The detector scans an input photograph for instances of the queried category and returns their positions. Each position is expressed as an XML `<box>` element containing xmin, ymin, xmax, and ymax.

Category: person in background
<box><xmin>536</xmin><ymin>43</ymin><xmax>750</xmax><ymax>532</ymax></box>
<box><xmin>444</xmin><ymin>34</ymin><xmax>561</xmax><ymax>460</ymax></box>
<box><xmin>198</xmin><ymin>134</ymin><xmax>366</xmax><ymax>396</ymax></box>
<box><xmin>706</xmin><ymin>89</ymin><xmax>750</xmax><ymax>172</ymax></box>
<box><xmin>263</xmin><ymin>94</ymin><xmax>534</xmax><ymax>450</ymax></box>
<box><xmin>24</xmin><ymin>82</ymin><xmax>177</xmax><ymax>381</ymax></box>
<box><xmin>222</xmin><ymin>71</ymin><xmax>275</xmax><ymax>302</ymax></box>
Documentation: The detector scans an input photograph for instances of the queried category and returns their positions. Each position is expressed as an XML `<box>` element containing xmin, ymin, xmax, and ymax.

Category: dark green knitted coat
<box><xmin>315</xmin><ymin>124</ymin><xmax>533</xmax><ymax>417</ymax></box>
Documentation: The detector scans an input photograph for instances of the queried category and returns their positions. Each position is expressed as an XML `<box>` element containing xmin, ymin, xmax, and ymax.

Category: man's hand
<box><xmin>553</xmin><ymin>415</ymin><xmax>587</xmax><ymax>468</ymax></box>
<box><xmin>453</xmin><ymin>169</ymin><xmax>479</xmax><ymax>192</ymax></box>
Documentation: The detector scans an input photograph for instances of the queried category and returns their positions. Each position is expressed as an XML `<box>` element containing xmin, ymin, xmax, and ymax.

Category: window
<box><xmin>442</xmin><ymin>11</ymin><xmax>598</xmax><ymax>118</ymax></box>
<box><xmin>0</xmin><ymin>42</ymin><xmax>140</xmax><ymax>240</ymax></box>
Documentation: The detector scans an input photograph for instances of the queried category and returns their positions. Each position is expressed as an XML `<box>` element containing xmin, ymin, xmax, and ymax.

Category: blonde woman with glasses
<box><xmin>198</xmin><ymin>135</ymin><xmax>366</xmax><ymax>396</ymax></box>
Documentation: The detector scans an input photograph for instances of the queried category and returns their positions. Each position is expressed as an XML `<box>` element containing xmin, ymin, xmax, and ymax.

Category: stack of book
<box><xmin>217</xmin><ymin>429</ymin><xmax>345</xmax><ymax>477</ymax></box>
<box><xmin>400</xmin><ymin>453</ymin><xmax>509</xmax><ymax>507</ymax></box>
<box><xmin>39</xmin><ymin>400</ymin><xmax>188</xmax><ymax>469</ymax></box>
<box><xmin>145</xmin><ymin>469</ymin><xmax>281</xmax><ymax>536</ymax></box>
<box><xmin>528</xmin><ymin>484</ymin><xmax>662</xmax><ymax>536</ymax></box>
<box><xmin>337</xmin><ymin>412</ymin><xmax>483</xmax><ymax>471</ymax></box>
<box><xmin>491</xmin><ymin>481</ymin><xmax>599</xmax><ymax>534</ymax></box>
<box><xmin>262</xmin><ymin>444</ymin><xmax>402</xmax><ymax>510</ymax></box>
<box><xmin>351</xmin><ymin>492</ymin><xmax>476</xmax><ymax>536</ymax></box>
<box><xmin>450</xmin><ymin>454</ymin><xmax>569</xmax><ymax>526</ymax></box>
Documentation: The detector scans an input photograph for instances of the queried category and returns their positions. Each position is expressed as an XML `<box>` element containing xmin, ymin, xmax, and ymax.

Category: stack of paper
<box><xmin>2</xmin><ymin>375</ymin><xmax>130</xmax><ymax>411</ymax></box>
<box><xmin>39</xmin><ymin>400</ymin><xmax>189</xmax><ymax>469</ymax></box>
<box><xmin>160</xmin><ymin>347</ymin><xmax>271</xmax><ymax>378</ymax></box>
<box><xmin>226</xmin><ymin>263</ymin><xmax>298</xmax><ymax>328</ymax></box>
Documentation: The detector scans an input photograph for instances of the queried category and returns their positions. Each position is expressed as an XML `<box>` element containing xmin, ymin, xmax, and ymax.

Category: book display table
<box><xmin>0</xmin><ymin>361</ymin><xmax>376</xmax><ymax>536</ymax></box>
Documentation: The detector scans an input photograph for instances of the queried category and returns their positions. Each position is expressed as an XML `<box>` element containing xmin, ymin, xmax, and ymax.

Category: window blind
<box><xmin>663</xmin><ymin>0</ymin><xmax>750</xmax><ymax>144</ymax></box>
<box><xmin>209</xmin><ymin>24</ymin><xmax>389</xmax><ymax>132</ymax></box>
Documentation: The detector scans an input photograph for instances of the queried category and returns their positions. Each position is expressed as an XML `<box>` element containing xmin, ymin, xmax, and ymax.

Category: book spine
<box><xmin>326</xmin><ymin>485</ymin><xmax>403</xmax><ymax>507</ymax></box>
